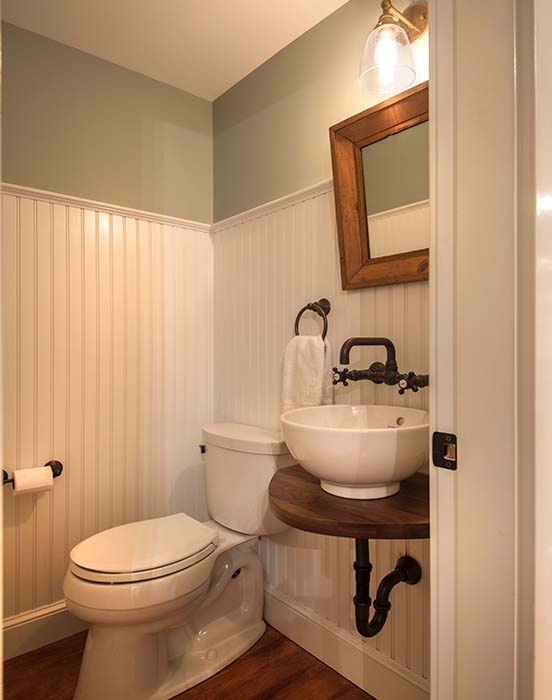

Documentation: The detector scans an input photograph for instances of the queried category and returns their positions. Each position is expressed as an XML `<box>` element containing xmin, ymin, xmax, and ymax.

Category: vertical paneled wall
<box><xmin>213</xmin><ymin>182</ymin><xmax>429</xmax><ymax>686</ymax></box>
<box><xmin>2</xmin><ymin>187</ymin><xmax>213</xmax><ymax>617</ymax></box>
<box><xmin>2</xmin><ymin>180</ymin><xmax>429</xmax><ymax>690</ymax></box>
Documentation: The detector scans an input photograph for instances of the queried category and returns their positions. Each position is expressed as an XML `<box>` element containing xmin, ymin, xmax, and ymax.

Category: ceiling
<box><xmin>2</xmin><ymin>0</ymin><xmax>351</xmax><ymax>101</ymax></box>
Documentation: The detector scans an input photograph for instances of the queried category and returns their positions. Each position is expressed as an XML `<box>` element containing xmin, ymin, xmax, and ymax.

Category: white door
<box><xmin>430</xmin><ymin>0</ymin><xmax>521</xmax><ymax>697</ymax></box>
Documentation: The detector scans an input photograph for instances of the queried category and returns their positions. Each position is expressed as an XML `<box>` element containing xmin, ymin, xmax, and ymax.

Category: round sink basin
<box><xmin>280</xmin><ymin>405</ymin><xmax>429</xmax><ymax>500</ymax></box>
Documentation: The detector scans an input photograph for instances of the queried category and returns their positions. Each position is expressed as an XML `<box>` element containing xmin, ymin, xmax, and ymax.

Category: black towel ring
<box><xmin>294</xmin><ymin>298</ymin><xmax>331</xmax><ymax>340</ymax></box>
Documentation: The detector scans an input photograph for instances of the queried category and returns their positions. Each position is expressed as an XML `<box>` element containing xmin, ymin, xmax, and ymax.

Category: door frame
<box><xmin>430</xmin><ymin>0</ymin><xmax>521</xmax><ymax>697</ymax></box>
<box><xmin>429</xmin><ymin>0</ymin><xmax>456</xmax><ymax>695</ymax></box>
<box><xmin>534</xmin><ymin>0</ymin><xmax>552</xmax><ymax>695</ymax></box>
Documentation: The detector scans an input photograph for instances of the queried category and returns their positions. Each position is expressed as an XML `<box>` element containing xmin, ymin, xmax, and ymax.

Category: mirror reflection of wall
<box><xmin>362</xmin><ymin>121</ymin><xmax>429</xmax><ymax>259</ymax></box>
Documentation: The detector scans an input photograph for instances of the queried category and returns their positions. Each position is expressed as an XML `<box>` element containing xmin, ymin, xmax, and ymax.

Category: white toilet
<box><xmin>64</xmin><ymin>423</ymin><xmax>294</xmax><ymax>700</ymax></box>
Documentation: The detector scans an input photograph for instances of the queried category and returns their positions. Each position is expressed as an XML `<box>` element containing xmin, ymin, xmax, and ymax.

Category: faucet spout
<box><xmin>339</xmin><ymin>337</ymin><xmax>397</xmax><ymax>370</ymax></box>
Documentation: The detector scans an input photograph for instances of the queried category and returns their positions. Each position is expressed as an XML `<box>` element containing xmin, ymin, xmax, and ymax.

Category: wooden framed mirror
<box><xmin>330</xmin><ymin>81</ymin><xmax>429</xmax><ymax>290</ymax></box>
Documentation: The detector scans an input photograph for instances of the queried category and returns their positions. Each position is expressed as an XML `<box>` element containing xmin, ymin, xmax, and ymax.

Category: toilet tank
<box><xmin>202</xmin><ymin>423</ymin><xmax>296</xmax><ymax>535</ymax></box>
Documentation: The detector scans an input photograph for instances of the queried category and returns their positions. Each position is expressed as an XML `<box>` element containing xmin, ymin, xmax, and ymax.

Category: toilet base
<box><xmin>72</xmin><ymin>536</ymin><xmax>265</xmax><ymax>700</ymax></box>
<box><xmin>74</xmin><ymin>620</ymin><xmax>266</xmax><ymax>700</ymax></box>
<box><xmin>153</xmin><ymin>620</ymin><xmax>266</xmax><ymax>700</ymax></box>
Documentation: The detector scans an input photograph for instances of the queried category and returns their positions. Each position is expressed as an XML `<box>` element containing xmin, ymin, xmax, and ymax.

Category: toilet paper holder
<box><xmin>2</xmin><ymin>460</ymin><xmax>63</xmax><ymax>488</ymax></box>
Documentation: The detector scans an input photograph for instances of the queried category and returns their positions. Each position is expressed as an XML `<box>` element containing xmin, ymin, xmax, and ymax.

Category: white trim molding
<box><xmin>3</xmin><ymin>601</ymin><xmax>87</xmax><ymax>660</ymax></box>
<box><xmin>211</xmin><ymin>180</ymin><xmax>333</xmax><ymax>233</ymax></box>
<box><xmin>3</xmin><ymin>181</ymin><xmax>335</xmax><ymax>236</ymax></box>
<box><xmin>264</xmin><ymin>586</ymin><xmax>429</xmax><ymax>700</ymax></box>
<box><xmin>3</xmin><ymin>182</ymin><xmax>338</xmax><ymax>236</ymax></box>
<box><xmin>1</xmin><ymin>183</ymin><xmax>212</xmax><ymax>232</ymax></box>
<box><xmin>368</xmin><ymin>198</ymin><xmax>430</xmax><ymax>221</ymax></box>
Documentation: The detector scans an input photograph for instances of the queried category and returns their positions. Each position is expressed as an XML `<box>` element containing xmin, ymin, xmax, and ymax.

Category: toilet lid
<box><xmin>69</xmin><ymin>513</ymin><xmax>219</xmax><ymax>584</ymax></box>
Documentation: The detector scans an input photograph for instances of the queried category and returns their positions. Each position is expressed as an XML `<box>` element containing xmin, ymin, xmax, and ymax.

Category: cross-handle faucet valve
<box><xmin>333</xmin><ymin>337</ymin><xmax>429</xmax><ymax>395</ymax></box>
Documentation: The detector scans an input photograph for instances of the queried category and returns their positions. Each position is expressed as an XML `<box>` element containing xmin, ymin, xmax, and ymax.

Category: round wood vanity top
<box><xmin>269</xmin><ymin>465</ymin><xmax>429</xmax><ymax>540</ymax></box>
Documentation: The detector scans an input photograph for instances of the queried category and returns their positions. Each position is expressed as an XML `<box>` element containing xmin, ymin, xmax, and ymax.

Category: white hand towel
<box><xmin>281</xmin><ymin>335</ymin><xmax>334</xmax><ymax>414</ymax></box>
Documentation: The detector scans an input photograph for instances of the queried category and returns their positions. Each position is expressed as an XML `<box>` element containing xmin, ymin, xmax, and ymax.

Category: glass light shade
<box><xmin>359</xmin><ymin>23</ymin><xmax>416</xmax><ymax>94</ymax></box>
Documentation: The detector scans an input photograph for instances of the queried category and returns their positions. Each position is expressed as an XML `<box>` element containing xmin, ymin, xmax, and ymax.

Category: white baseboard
<box><xmin>264</xmin><ymin>586</ymin><xmax>429</xmax><ymax>700</ymax></box>
<box><xmin>3</xmin><ymin>601</ymin><xmax>88</xmax><ymax>660</ymax></box>
<box><xmin>4</xmin><ymin>587</ymin><xmax>429</xmax><ymax>699</ymax></box>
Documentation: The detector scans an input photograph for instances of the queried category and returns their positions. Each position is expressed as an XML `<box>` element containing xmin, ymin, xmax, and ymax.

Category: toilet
<box><xmin>63</xmin><ymin>423</ymin><xmax>295</xmax><ymax>700</ymax></box>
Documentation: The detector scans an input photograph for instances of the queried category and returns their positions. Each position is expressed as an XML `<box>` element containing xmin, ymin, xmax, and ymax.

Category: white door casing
<box><xmin>429</xmin><ymin>0</ymin><xmax>456</xmax><ymax>696</ymax></box>
<box><xmin>431</xmin><ymin>0</ymin><xmax>519</xmax><ymax>698</ymax></box>
<box><xmin>534</xmin><ymin>0</ymin><xmax>552</xmax><ymax>695</ymax></box>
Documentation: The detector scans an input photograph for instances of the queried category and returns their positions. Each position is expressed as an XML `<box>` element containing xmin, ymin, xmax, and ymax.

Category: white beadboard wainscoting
<box><xmin>368</xmin><ymin>199</ymin><xmax>429</xmax><ymax>259</ymax></box>
<box><xmin>2</xmin><ymin>179</ymin><xmax>429</xmax><ymax>698</ymax></box>
<box><xmin>213</xmin><ymin>181</ymin><xmax>430</xmax><ymax>700</ymax></box>
<box><xmin>2</xmin><ymin>184</ymin><xmax>213</xmax><ymax>657</ymax></box>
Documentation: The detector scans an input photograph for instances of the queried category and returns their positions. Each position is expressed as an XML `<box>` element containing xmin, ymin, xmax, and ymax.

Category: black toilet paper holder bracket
<box><xmin>2</xmin><ymin>460</ymin><xmax>63</xmax><ymax>488</ymax></box>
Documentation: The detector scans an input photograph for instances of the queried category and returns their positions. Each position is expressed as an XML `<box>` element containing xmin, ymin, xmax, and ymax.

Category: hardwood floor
<box><xmin>3</xmin><ymin>626</ymin><xmax>375</xmax><ymax>700</ymax></box>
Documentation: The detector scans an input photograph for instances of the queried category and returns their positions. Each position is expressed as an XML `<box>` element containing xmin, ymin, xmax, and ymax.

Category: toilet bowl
<box><xmin>64</xmin><ymin>423</ymin><xmax>295</xmax><ymax>700</ymax></box>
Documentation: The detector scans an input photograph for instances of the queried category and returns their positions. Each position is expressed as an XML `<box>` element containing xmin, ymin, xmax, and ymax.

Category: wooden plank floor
<box><xmin>3</xmin><ymin>625</ymin><xmax>375</xmax><ymax>700</ymax></box>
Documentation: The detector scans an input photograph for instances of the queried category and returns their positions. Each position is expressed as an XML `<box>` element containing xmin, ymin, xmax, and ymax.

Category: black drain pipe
<box><xmin>353</xmin><ymin>539</ymin><xmax>422</xmax><ymax>638</ymax></box>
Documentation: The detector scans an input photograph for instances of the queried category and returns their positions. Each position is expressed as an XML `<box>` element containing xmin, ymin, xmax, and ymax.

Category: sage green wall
<box><xmin>363</xmin><ymin>121</ymin><xmax>429</xmax><ymax>215</ymax></box>
<box><xmin>2</xmin><ymin>23</ymin><xmax>213</xmax><ymax>222</ymax></box>
<box><xmin>213</xmin><ymin>0</ymin><xmax>381</xmax><ymax>221</ymax></box>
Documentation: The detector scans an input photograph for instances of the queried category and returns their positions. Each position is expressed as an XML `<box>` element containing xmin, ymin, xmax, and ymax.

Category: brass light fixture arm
<box><xmin>378</xmin><ymin>0</ymin><xmax>429</xmax><ymax>42</ymax></box>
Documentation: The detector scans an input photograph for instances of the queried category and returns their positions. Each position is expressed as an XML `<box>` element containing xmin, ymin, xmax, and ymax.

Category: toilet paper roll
<box><xmin>12</xmin><ymin>467</ymin><xmax>54</xmax><ymax>495</ymax></box>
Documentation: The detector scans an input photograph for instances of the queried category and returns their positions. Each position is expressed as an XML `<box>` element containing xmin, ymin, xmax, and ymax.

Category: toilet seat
<box><xmin>71</xmin><ymin>543</ymin><xmax>217</xmax><ymax>584</ymax></box>
<box><xmin>69</xmin><ymin>513</ymin><xmax>218</xmax><ymax>584</ymax></box>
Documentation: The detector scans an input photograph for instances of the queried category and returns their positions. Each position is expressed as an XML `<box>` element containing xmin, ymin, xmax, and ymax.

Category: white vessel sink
<box><xmin>280</xmin><ymin>405</ymin><xmax>429</xmax><ymax>500</ymax></box>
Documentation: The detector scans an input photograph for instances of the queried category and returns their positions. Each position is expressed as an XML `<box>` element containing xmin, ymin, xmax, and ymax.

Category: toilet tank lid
<box><xmin>202</xmin><ymin>422</ymin><xmax>290</xmax><ymax>455</ymax></box>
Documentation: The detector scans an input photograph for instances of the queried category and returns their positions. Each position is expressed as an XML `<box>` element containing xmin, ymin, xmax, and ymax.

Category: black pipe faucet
<box><xmin>333</xmin><ymin>337</ymin><xmax>429</xmax><ymax>395</ymax></box>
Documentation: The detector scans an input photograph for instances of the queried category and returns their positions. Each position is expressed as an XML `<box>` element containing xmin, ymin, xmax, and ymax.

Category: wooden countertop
<box><xmin>269</xmin><ymin>465</ymin><xmax>429</xmax><ymax>540</ymax></box>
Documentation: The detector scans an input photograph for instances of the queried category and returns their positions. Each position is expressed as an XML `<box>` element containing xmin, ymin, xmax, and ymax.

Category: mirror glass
<box><xmin>361</xmin><ymin>121</ymin><xmax>429</xmax><ymax>259</ymax></box>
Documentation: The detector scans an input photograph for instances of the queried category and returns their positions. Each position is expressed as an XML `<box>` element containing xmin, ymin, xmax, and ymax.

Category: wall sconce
<box><xmin>359</xmin><ymin>0</ymin><xmax>428</xmax><ymax>94</ymax></box>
